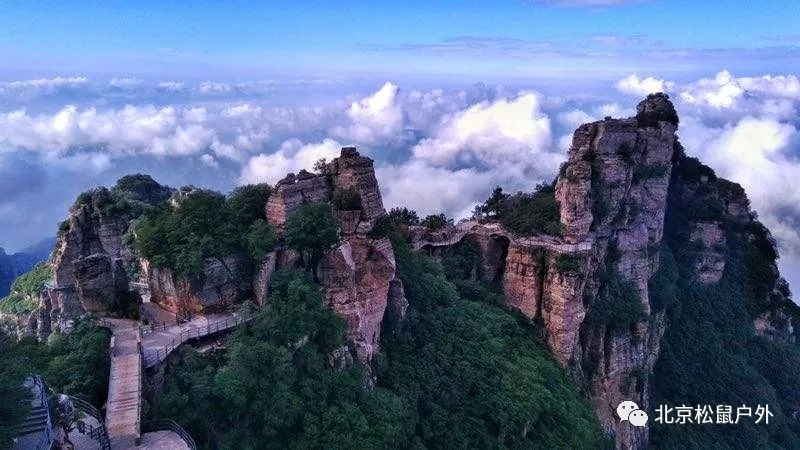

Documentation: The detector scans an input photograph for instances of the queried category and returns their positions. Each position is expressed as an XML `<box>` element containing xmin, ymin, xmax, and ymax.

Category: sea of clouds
<box><xmin>0</xmin><ymin>72</ymin><xmax>798</xmax><ymax>293</ymax></box>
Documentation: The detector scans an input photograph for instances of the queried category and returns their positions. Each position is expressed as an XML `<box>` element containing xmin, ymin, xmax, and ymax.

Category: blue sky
<box><xmin>2</xmin><ymin>0</ymin><xmax>800</xmax><ymax>80</ymax></box>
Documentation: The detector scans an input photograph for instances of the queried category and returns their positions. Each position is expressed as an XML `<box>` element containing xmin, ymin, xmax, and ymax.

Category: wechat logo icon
<box><xmin>617</xmin><ymin>401</ymin><xmax>648</xmax><ymax>427</ymax></box>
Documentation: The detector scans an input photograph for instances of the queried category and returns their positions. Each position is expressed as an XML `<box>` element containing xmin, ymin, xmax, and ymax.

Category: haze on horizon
<box><xmin>1</xmin><ymin>0</ymin><xmax>800</xmax><ymax>295</ymax></box>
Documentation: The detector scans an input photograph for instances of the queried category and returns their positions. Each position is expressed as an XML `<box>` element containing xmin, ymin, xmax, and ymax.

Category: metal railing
<box><xmin>139</xmin><ymin>313</ymin><xmax>192</xmax><ymax>336</ymax></box>
<box><xmin>136</xmin><ymin>327</ymin><xmax>143</xmax><ymax>443</ymax></box>
<box><xmin>142</xmin><ymin>312</ymin><xmax>251</xmax><ymax>367</ymax></box>
<box><xmin>413</xmin><ymin>221</ymin><xmax>476</xmax><ymax>250</ymax></box>
<box><xmin>142</xmin><ymin>420</ymin><xmax>197</xmax><ymax>450</ymax></box>
<box><xmin>31</xmin><ymin>376</ymin><xmax>53</xmax><ymax>450</ymax></box>
<box><xmin>70</xmin><ymin>396</ymin><xmax>111</xmax><ymax>450</ymax></box>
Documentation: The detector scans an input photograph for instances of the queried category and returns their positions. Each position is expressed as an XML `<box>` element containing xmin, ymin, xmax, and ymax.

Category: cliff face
<box><xmin>418</xmin><ymin>94</ymin><xmax>798</xmax><ymax>449</ymax></box>
<box><xmin>491</xmin><ymin>98</ymin><xmax>677</xmax><ymax>448</ymax></box>
<box><xmin>263</xmin><ymin>147</ymin><xmax>402</xmax><ymax>365</ymax></box>
<box><xmin>47</xmin><ymin>190</ymin><xmax>139</xmax><ymax>332</ymax></box>
<box><xmin>144</xmin><ymin>256</ymin><xmax>251</xmax><ymax>315</ymax></box>
<box><xmin>559</xmin><ymin>99</ymin><xmax>677</xmax><ymax>449</ymax></box>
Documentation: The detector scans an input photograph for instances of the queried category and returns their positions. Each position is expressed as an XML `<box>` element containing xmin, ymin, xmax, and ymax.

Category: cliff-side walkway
<box><xmin>140</xmin><ymin>310</ymin><xmax>251</xmax><ymax>368</ymax></box>
<box><xmin>102</xmin><ymin>319</ymin><xmax>142</xmax><ymax>449</ymax></box>
<box><xmin>102</xmin><ymin>307</ymin><xmax>240</xmax><ymax>448</ymax></box>
<box><xmin>412</xmin><ymin>220</ymin><xmax>594</xmax><ymax>253</ymax></box>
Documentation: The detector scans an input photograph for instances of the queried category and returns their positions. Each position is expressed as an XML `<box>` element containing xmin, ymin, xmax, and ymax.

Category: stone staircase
<box><xmin>13</xmin><ymin>404</ymin><xmax>49</xmax><ymax>437</ymax></box>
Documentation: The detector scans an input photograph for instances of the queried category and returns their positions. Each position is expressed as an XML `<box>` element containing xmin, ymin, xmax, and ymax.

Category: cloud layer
<box><xmin>1</xmin><ymin>72</ymin><xmax>799</xmax><ymax>294</ymax></box>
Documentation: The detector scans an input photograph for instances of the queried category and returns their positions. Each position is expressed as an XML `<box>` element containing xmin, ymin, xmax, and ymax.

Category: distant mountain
<box><xmin>0</xmin><ymin>237</ymin><xmax>56</xmax><ymax>297</ymax></box>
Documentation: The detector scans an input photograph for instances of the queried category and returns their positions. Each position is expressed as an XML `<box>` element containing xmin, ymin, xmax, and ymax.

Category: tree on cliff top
<box><xmin>285</xmin><ymin>203</ymin><xmax>339</xmax><ymax>281</ymax></box>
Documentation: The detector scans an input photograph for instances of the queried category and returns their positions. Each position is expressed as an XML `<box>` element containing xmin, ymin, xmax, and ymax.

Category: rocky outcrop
<box><xmin>265</xmin><ymin>172</ymin><xmax>330</xmax><ymax>228</ymax></box>
<box><xmin>502</xmin><ymin>244</ymin><xmax>545</xmax><ymax>320</ymax></box>
<box><xmin>321</xmin><ymin>236</ymin><xmax>395</xmax><ymax>363</ymax></box>
<box><xmin>145</xmin><ymin>256</ymin><xmax>249</xmax><ymax>315</ymax></box>
<box><xmin>754</xmin><ymin>309</ymin><xmax>795</xmax><ymax>343</ymax></box>
<box><xmin>253</xmin><ymin>252</ymin><xmax>277</xmax><ymax>306</ymax></box>
<box><xmin>266</xmin><ymin>147</ymin><xmax>402</xmax><ymax>365</ymax></box>
<box><xmin>689</xmin><ymin>222</ymin><xmax>726</xmax><ymax>284</ymax></box>
<box><xmin>415</xmin><ymin>94</ymin><xmax>679</xmax><ymax>449</ymax></box>
<box><xmin>266</xmin><ymin>146</ymin><xmax>386</xmax><ymax>230</ymax></box>
<box><xmin>45</xmin><ymin>190</ymin><xmax>138</xmax><ymax>331</ymax></box>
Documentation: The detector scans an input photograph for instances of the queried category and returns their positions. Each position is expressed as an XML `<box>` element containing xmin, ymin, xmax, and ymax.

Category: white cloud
<box><xmin>238</xmin><ymin>138</ymin><xmax>342</xmax><ymax>185</ymax></box>
<box><xmin>412</xmin><ymin>92</ymin><xmax>554</xmax><ymax>170</ymax></box>
<box><xmin>44</xmin><ymin>152</ymin><xmax>113</xmax><ymax>173</ymax></box>
<box><xmin>109</xmin><ymin>77</ymin><xmax>142</xmax><ymax>88</ymax></box>
<box><xmin>199</xmin><ymin>81</ymin><xmax>232</xmax><ymax>93</ymax></box>
<box><xmin>377</xmin><ymin>161</ymin><xmax>495</xmax><ymax>220</ymax></box>
<box><xmin>616</xmin><ymin>74</ymin><xmax>675</xmax><ymax>96</ymax></box>
<box><xmin>200</xmin><ymin>153</ymin><xmax>219</xmax><ymax>168</ymax></box>
<box><xmin>2</xmin><ymin>77</ymin><xmax>89</xmax><ymax>90</ymax></box>
<box><xmin>0</xmin><ymin>102</ymin><xmax>278</xmax><ymax>162</ymax></box>
<box><xmin>0</xmin><ymin>105</ymin><xmax>215</xmax><ymax>157</ymax></box>
<box><xmin>680</xmin><ymin>114</ymin><xmax>800</xmax><ymax>258</ymax></box>
<box><xmin>158</xmin><ymin>81</ymin><xmax>185</xmax><ymax>91</ymax></box>
<box><xmin>331</xmin><ymin>82</ymin><xmax>405</xmax><ymax>144</ymax></box>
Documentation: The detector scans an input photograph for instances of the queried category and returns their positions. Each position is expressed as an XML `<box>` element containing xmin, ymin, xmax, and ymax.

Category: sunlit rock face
<box><xmin>266</xmin><ymin>147</ymin><xmax>404</xmax><ymax>365</ymax></box>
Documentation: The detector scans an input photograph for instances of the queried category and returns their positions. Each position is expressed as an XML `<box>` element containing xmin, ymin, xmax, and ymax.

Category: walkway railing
<box><xmin>413</xmin><ymin>221</ymin><xmax>476</xmax><ymax>250</ymax></box>
<box><xmin>31</xmin><ymin>376</ymin><xmax>53</xmax><ymax>450</ymax></box>
<box><xmin>43</xmin><ymin>279</ymin><xmax>74</xmax><ymax>290</ymax></box>
<box><xmin>70</xmin><ymin>396</ymin><xmax>111</xmax><ymax>450</ymax></box>
<box><xmin>142</xmin><ymin>420</ymin><xmax>197</xmax><ymax>450</ymax></box>
<box><xmin>142</xmin><ymin>312</ymin><xmax>252</xmax><ymax>368</ymax></box>
<box><xmin>140</xmin><ymin>313</ymin><xmax>192</xmax><ymax>336</ymax></box>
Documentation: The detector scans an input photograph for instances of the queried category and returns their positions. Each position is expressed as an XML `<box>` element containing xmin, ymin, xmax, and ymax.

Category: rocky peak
<box><xmin>261</xmin><ymin>147</ymin><xmax>400</xmax><ymax>366</ymax></box>
<box><xmin>266</xmin><ymin>147</ymin><xmax>386</xmax><ymax>231</ymax></box>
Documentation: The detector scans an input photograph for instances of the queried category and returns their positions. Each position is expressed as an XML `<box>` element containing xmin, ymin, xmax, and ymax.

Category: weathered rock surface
<box><xmin>253</xmin><ymin>252</ymin><xmax>277</xmax><ymax>306</ymax></box>
<box><xmin>45</xmin><ymin>190</ymin><xmax>140</xmax><ymax>332</ymax></box>
<box><xmin>689</xmin><ymin>222</ymin><xmax>726</xmax><ymax>284</ymax></box>
<box><xmin>266</xmin><ymin>147</ymin><xmax>386</xmax><ymax>229</ymax></box>
<box><xmin>264</xmin><ymin>147</ymin><xmax>402</xmax><ymax>364</ymax></box>
<box><xmin>145</xmin><ymin>256</ymin><xmax>249</xmax><ymax>315</ymax></box>
<box><xmin>321</xmin><ymin>236</ymin><xmax>396</xmax><ymax>363</ymax></box>
<box><xmin>416</xmin><ymin>95</ymin><xmax>679</xmax><ymax>449</ymax></box>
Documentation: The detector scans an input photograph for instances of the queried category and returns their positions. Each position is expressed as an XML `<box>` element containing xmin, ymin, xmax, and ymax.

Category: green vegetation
<box><xmin>635</xmin><ymin>93</ymin><xmax>680</xmax><ymax>127</ymax></box>
<box><xmin>420</xmin><ymin>213</ymin><xmax>451</xmax><ymax>230</ymax></box>
<box><xmin>0</xmin><ymin>332</ymin><xmax>32</xmax><ymax>449</ymax></box>
<box><xmin>616</xmin><ymin>142</ymin><xmax>634</xmax><ymax>163</ymax></box>
<box><xmin>632</xmin><ymin>163</ymin><xmax>669</xmax><ymax>184</ymax></box>
<box><xmin>72</xmin><ymin>174</ymin><xmax>172</xmax><ymax>222</ymax></box>
<box><xmin>476</xmin><ymin>183</ymin><xmax>563</xmax><ymax>236</ymax></box>
<box><xmin>111</xmin><ymin>174</ymin><xmax>173</xmax><ymax>205</ymax></box>
<box><xmin>382</xmin><ymin>232</ymin><xmax>608</xmax><ymax>449</ymax></box>
<box><xmin>150</xmin><ymin>270</ymin><xmax>411</xmax><ymax>449</ymax></box>
<box><xmin>225</xmin><ymin>183</ymin><xmax>272</xmax><ymax>226</ymax></box>
<box><xmin>0</xmin><ymin>263</ymin><xmax>52</xmax><ymax>314</ymax></box>
<box><xmin>0</xmin><ymin>317</ymin><xmax>111</xmax><ymax>448</ymax></box>
<box><xmin>332</xmin><ymin>187</ymin><xmax>362</xmax><ymax>211</ymax></box>
<box><xmin>285</xmin><ymin>203</ymin><xmax>340</xmax><ymax>278</ymax></box>
<box><xmin>555</xmin><ymin>253</ymin><xmax>582</xmax><ymax>273</ymax></box>
<box><xmin>10</xmin><ymin>262</ymin><xmax>51</xmax><ymax>295</ymax></box>
<box><xmin>368</xmin><ymin>208</ymin><xmax>420</xmax><ymax>241</ymax></box>
<box><xmin>246</xmin><ymin>219</ymin><xmax>277</xmax><ymax>263</ymax></box>
<box><xmin>584</xmin><ymin>267</ymin><xmax>646</xmax><ymax>330</ymax></box>
<box><xmin>649</xmin><ymin>148</ymin><xmax>800</xmax><ymax>448</ymax></box>
<box><xmin>148</xmin><ymin>221</ymin><xmax>608</xmax><ymax>449</ymax></box>
<box><xmin>0</xmin><ymin>294</ymin><xmax>39</xmax><ymax>314</ymax></box>
<box><xmin>135</xmin><ymin>184</ymin><xmax>276</xmax><ymax>278</ymax></box>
